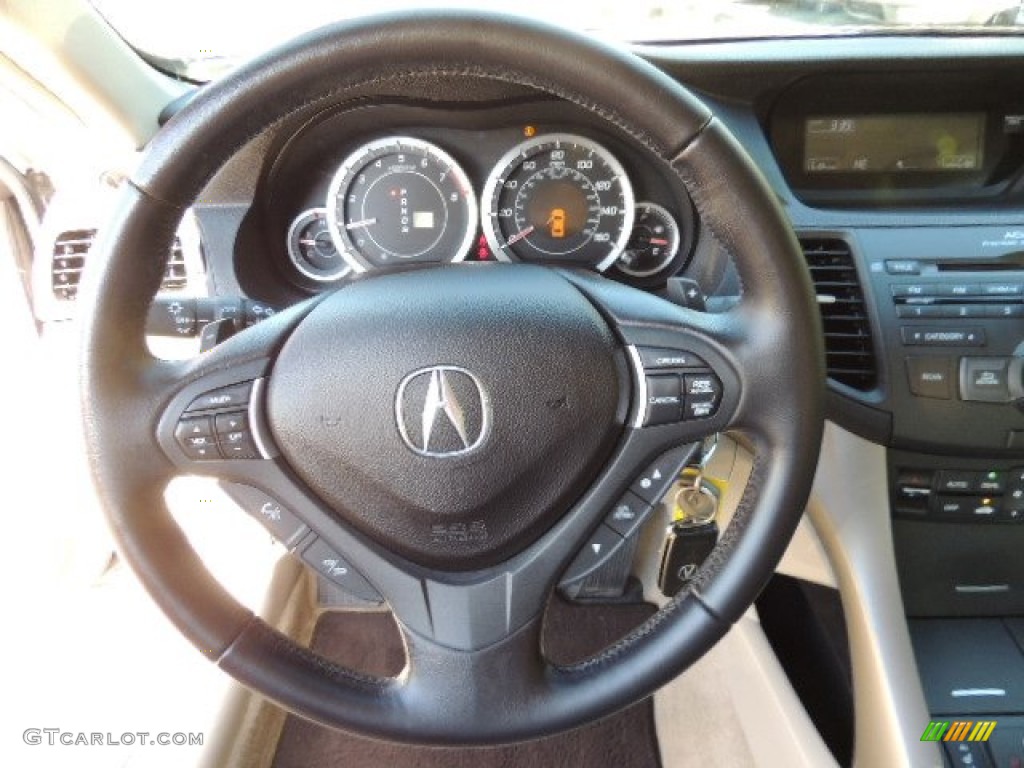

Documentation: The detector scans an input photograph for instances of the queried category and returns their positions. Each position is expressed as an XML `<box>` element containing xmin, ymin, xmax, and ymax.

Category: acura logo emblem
<box><xmin>395</xmin><ymin>366</ymin><xmax>490</xmax><ymax>457</ymax></box>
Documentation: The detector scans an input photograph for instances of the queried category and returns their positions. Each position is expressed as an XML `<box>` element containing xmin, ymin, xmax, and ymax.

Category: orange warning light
<box><xmin>548</xmin><ymin>208</ymin><xmax>566</xmax><ymax>238</ymax></box>
<box><xmin>523</xmin><ymin>125</ymin><xmax>537</xmax><ymax>138</ymax></box>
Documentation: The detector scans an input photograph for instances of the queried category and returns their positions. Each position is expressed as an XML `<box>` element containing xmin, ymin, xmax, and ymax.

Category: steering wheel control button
<box><xmin>906</xmin><ymin>356</ymin><xmax>953</xmax><ymax>399</ymax></box>
<box><xmin>683</xmin><ymin>373</ymin><xmax>722</xmax><ymax>420</ymax></box>
<box><xmin>184</xmin><ymin>381</ymin><xmax>253</xmax><ymax>413</ymax></box>
<box><xmin>630</xmin><ymin>444</ymin><xmax>695</xmax><ymax>505</ymax></box>
<box><xmin>561</xmin><ymin>524</ymin><xmax>625</xmax><ymax>584</ymax></box>
<box><xmin>174</xmin><ymin>417</ymin><xmax>221</xmax><ymax>460</ymax></box>
<box><xmin>605</xmin><ymin>492</ymin><xmax>653</xmax><ymax>539</ymax></box>
<box><xmin>215</xmin><ymin>411</ymin><xmax>249</xmax><ymax>435</ymax></box>
<box><xmin>637</xmin><ymin>347</ymin><xmax>706</xmax><ymax>370</ymax></box>
<box><xmin>559</xmin><ymin>524</ymin><xmax>641</xmax><ymax>600</ymax></box>
<box><xmin>220</xmin><ymin>483</ymin><xmax>309</xmax><ymax>548</ymax></box>
<box><xmin>300</xmin><ymin>538</ymin><xmax>381</xmax><ymax>603</ymax></box>
<box><xmin>220</xmin><ymin>434</ymin><xmax>259</xmax><ymax>460</ymax></box>
<box><xmin>644</xmin><ymin>375</ymin><xmax>683</xmax><ymax>426</ymax></box>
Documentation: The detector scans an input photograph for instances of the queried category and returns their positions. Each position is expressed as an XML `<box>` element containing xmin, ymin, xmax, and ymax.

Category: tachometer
<box><xmin>326</xmin><ymin>137</ymin><xmax>477</xmax><ymax>271</ymax></box>
<box><xmin>481</xmin><ymin>134</ymin><xmax>634</xmax><ymax>270</ymax></box>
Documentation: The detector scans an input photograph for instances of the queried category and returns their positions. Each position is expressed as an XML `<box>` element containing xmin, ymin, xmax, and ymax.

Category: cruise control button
<box><xmin>220</xmin><ymin>483</ymin><xmax>309</xmax><ymax>548</ymax></box>
<box><xmin>637</xmin><ymin>347</ymin><xmax>706</xmax><ymax>370</ymax></box>
<box><xmin>605</xmin><ymin>492</ymin><xmax>654</xmax><ymax>539</ymax></box>
<box><xmin>644</xmin><ymin>375</ymin><xmax>682</xmax><ymax>426</ymax></box>
<box><xmin>300</xmin><ymin>538</ymin><xmax>381</xmax><ymax>602</ymax></box>
<box><xmin>684</xmin><ymin>373</ymin><xmax>720</xmax><ymax>398</ymax></box>
<box><xmin>560</xmin><ymin>524</ymin><xmax>624</xmax><ymax>585</ymax></box>
<box><xmin>184</xmin><ymin>381</ymin><xmax>253</xmax><ymax>413</ymax></box>
<box><xmin>630</xmin><ymin>444</ymin><xmax>696</xmax><ymax>505</ymax></box>
<box><xmin>683</xmin><ymin>373</ymin><xmax>721</xmax><ymax>420</ymax></box>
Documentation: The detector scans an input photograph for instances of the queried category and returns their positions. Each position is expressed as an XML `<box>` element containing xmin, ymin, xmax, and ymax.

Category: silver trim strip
<box><xmin>248</xmin><ymin>378</ymin><xmax>279</xmax><ymax>459</ymax></box>
<box><xmin>626</xmin><ymin>345</ymin><xmax>648</xmax><ymax>429</ymax></box>
<box><xmin>951</xmin><ymin>688</ymin><xmax>1006</xmax><ymax>698</ymax></box>
<box><xmin>954</xmin><ymin>584</ymin><xmax>1010</xmax><ymax>594</ymax></box>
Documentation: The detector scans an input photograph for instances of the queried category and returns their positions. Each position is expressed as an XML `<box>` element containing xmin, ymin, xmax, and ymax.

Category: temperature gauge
<box><xmin>287</xmin><ymin>208</ymin><xmax>351</xmax><ymax>283</ymax></box>
<box><xmin>617</xmin><ymin>202</ymin><xmax>680</xmax><ymax>278</ymax></box>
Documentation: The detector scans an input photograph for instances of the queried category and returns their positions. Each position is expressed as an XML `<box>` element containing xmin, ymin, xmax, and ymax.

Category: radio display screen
<box><xmin>804</xmin><ymin>113</ymin><xmax>985</xmax><ymax>173</ymax></box>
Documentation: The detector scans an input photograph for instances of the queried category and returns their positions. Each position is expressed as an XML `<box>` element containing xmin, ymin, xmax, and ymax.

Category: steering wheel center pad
<box><xmin>268</xmin><ymin>264</ymin><xmax>625</xmax><ymax>569</ymax></box>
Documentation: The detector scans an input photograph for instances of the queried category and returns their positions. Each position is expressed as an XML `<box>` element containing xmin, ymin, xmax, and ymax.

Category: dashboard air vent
<box><xmin>51</xmin><ymin>229</ymin><xmax>188</xmax><ymax>300</ymax></box>
<box><xmin>800</xmin><ymin>237</ymin><xmax>878</xmax><ymax>391</ymax></box>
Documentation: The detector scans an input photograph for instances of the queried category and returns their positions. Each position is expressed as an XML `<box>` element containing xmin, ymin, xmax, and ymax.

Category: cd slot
<box><xmin>936</xmin><ymin>254</ymin><xmax>1024</xmax><ymax>272</ymax></box>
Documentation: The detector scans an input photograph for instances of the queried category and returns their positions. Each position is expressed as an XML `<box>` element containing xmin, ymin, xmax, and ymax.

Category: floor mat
<box><xmin>272</xmin><ymin>598</ymin><xmax>661</xmax><ymax>768</ymax></box>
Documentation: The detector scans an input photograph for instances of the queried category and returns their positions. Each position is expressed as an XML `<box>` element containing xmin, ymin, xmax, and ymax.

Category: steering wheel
<box><xmin>80</xmin><ymin>11</ymin><xmax>824</xmax><ymax>745</ymax></box>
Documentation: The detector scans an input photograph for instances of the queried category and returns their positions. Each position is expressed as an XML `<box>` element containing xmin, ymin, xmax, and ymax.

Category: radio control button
<box><xmin>960</xmin><ymin>357</ymin><xmax>1012</xmax><ymax>403</ymax></box>
<box><xmin>906</xmin><ymin>357</ymin><xmax>953</xmax><ymax>399</ymax></box>
<box><xmin>885</xmin><ymin>260</ymin><xmax>921</xmax><ymax>275</ymax></box>
<box><xmin>980</xmin><ymin>283</ymin><xmax>1023</xmax><ymax>296</ymax></box>
<box><xmin>986</xmin><ymin>304</ymin><xmax>1024</xmax><ymax>319</ymax></box>
<box><xmin>935</xmin><ymin>283</ymin><xmax>982</xmax><ymax>297</ymax></box>
<box><xmin>896</xmin><ymin>305</ymin><xmax>946</xmax><ymax>318</ymax></box>
<box><xmin>901</xmin><ymin>327</ymin><xmax>985</xmax><ymax>347</ymax></box>
<box><xmin>890</xmin><ymin>284</ymin><xmax>930</xmax><ymax>297</ymax></box>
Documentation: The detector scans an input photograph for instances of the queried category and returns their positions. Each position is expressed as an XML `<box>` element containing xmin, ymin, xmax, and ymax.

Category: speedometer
<box><xmin>326</xmin><ymin>137</ymin><xmax>477</xmax><ymax>272</ymax></box>
<box><xmin>481</xmin><ymin>134</ymin><xmax>634</xmax><ymax>271</ymax></box>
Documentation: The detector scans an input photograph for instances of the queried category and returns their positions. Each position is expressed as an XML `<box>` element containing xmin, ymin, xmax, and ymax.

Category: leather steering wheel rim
<box><xmin>80</xmin><ymin>10</ymin><xmax>824</xmax><ymax>745</ymax></box>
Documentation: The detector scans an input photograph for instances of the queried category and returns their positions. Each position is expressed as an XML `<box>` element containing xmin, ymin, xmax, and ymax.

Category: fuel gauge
<box><xmin>287</xmin><ymin>208</ymin><xmax>351</xmax><ymax>283</ymax></box>
<box><xmin>617</xmin><ymin>202</ymin><xmax>680</xmax><ymax>278</ymax></box>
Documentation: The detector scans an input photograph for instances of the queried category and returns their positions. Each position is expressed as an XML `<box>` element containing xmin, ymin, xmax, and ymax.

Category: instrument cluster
<box><xmin>282</xmin><ymin>126</ymin><xmax>693</xmax><ymax>286</ymax></box>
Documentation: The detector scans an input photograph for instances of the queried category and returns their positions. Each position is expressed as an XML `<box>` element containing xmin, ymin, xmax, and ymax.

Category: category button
<box><xmin>900</xmin><ymin>327</ymin><xmax>985</xmax><ymax>347</ymax></box>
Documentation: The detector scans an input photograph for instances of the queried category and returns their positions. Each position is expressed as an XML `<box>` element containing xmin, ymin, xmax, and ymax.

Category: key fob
<box><xmin>658</xmin><ymin>521</ymin><xmax>718</xmax><ymax>598</ymax></box>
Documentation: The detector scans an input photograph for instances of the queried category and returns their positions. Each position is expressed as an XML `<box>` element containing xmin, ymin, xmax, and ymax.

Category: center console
<box><xmin>800</xmin><ymin>224</ymin><xmax>1024</xmax><ymax>766</ymax></box>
